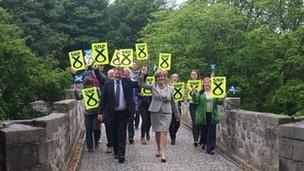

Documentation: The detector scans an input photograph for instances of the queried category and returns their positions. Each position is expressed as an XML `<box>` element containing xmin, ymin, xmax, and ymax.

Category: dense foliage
<box><xmin>0</xmin><ymin>0</ymin><xmax>165</xmax><ymax>121</ymax></box>
<box><xmin>140</xmin><ymin>0</ymin><xmax>304</xmax><ymax>115</ymax></box>
<box><xmin>0</xmin><ymin>7</ymin><xmax>71</xmax><ymax>120</ymax></box>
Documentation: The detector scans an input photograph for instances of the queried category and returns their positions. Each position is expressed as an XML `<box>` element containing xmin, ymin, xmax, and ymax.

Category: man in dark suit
<box><xmin>100</xmin><ymin>67</ymin><xmax>137</xmax><ymax>163</ymax></box>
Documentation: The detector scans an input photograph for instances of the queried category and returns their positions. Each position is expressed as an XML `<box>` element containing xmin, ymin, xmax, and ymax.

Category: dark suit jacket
<box><xmin>101</xmin><ymin>78</ymin><xmax>138</xmax><ymax>121</ymax></box>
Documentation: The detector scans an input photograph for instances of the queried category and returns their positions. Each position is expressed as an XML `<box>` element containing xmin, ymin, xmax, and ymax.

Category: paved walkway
<box><xmin>79</xmin><ymin>124</ymin><xmax>242</xmax><ymax>171</ymax></box>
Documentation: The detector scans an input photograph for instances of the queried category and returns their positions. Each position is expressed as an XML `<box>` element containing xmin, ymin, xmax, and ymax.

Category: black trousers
<box><xmin>84</xmin><ymin>114</ymin><xmax>101</xmax><ymax>150</ymax></box>
<box><xmin>140</xmin><ymin>101</ymin><xmax>151</xmax><ymax>138</ymax></box>
<box><xmin>134</xmin><ymin>110</ymin><xmax>140</xmax><ymax>128</ymax></box>
<box><xmin>201</xmin><ymin>112</ymin><xmax>216</xmax><ymax>152</ymax></box>
<box><xmin>127</xmin><ymin>113</ymin><xmax>135</xmax><ymax>140</ymax></box>
<box><xmin>112</xmin><ymin>110</ymin><xmax>129</xmax><ymax>158</ymax></box>
<box><xmin>169</xmin><ymin>113</ymin><xmax>180</xmax><ymax>141</ymax></box>
<box><xmin>189</xmin><ymin>103</ymin><xmax>201</xmax><ymax>143</ymax></box>
<box><xmin>104</xmin><ymin>118</ymin><xmax>113</xmax><ymax>148</ymax></box>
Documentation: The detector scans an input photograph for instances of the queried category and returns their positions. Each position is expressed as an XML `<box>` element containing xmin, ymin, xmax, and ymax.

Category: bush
<box><xmin>0</xmin><ymin>8</ymin><xmax>71</xmax><ymax>120</ymax></box>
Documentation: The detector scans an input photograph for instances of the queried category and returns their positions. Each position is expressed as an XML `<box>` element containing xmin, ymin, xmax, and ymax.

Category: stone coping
<box><xmin>279</xmin><ymin>120</ymin><xmax>304</xmax><ymax>141</ymax></box>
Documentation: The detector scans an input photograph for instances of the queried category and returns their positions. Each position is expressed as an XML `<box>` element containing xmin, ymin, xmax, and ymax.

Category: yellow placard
<box><xmin>158</xmin><ymin>53</ymin><xmax>171</xmax><ymax>70</ymax></box>
<box><xmin>187</xmin><ymin>80</ymin><xmax>202</xmax><ymax>100</ymax></box>
<box><xmin>142</xmin><ymin>76</ymin><xmax>155</xmax><ymax>96</ymax></box>
<box><xmin>120</xmin><ymin>49</ymin><xmax>133</xmax><ymax>67</ymax></box>
<box><xmin>173</xmin><ymin>82</ymin><xmax>185</xmax><ymax>102</ymax></box>
<box><xmin>91</xmin><ymin>43</ymin><xmax>109</xmax><ymax>65</ymax></box>
<box><xmin>211</xmin><ymin>77</ymin><xmax>226</xmax><ymax>98</ymax></box>
<box><xmin>110</xmin><ymin>50</ymin><xmax>122</xmax><ymax>67</ymax></box>
<box><xmin>69</xmin><ymin>50</ymin><xmax>85</xmax><ymax>71</ymax></box>
<box><xmin>82</xmin><ymin>87</ymin><xmax>100</xmax><ymax>110</ymax></box>
<box><xmin>135</xmin><ymin>43</ymin><xmax>148</xmax><ymax>60</ymax></box>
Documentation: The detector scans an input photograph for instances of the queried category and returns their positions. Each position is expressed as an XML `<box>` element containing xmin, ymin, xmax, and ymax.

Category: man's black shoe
<box><xmin>171</xmin><ymin>140</ymin><xmax>175</xmax><ymax>145</ymax></box>
<box><xmin>129</xmin><ymin>139</ymin><xmax>134</xmax><ymax>144</ymax></box>
<box><xmin>118</xmin><ymin>157</ymin><xmax>125</xmax><ymax>163</ymax></box>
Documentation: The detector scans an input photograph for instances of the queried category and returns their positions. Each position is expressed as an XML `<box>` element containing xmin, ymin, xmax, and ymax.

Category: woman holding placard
<box><xmin>138</xmin><ymin>66</ymin><xmax>152</xmax><ymax>145</ymax></box>
<box><xmin>169</xmin><ymin>73</ymin><xmax>182</xmax><ymax>145</ymax></box>
<box><xmin>139</xmin><ymin>69</ymin><xmax>180</xmax><ymax>162</ymax></box>
<box><xmin>187</xmin><ymin>69</ymin><xmax>202</xmax><ymax>147</ymax></box>
<box><xmin>190</xmin><ymin>77</ymin><xmax>222</xmax><ymax>155</ymax></box>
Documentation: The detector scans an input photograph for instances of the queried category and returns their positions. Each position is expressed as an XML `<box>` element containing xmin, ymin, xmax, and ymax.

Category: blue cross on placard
<box><xmin>210</xmin><ymin>64</ymin><xmax>216</xmax><ymax>70</ymax></box>
<box><xmin>74</xmin><ymin>75</ymin><xmax>83</xmax><ymax>84</ymax></box>
<box><xmin>228</xmin><ymin>86</ymin><xmax>237</xmax><ymax>94</ymax></box>
<box><xmin>84</xmin><ymin>49</ymin><xmax>92</xmax><ymax>56</ymax></box>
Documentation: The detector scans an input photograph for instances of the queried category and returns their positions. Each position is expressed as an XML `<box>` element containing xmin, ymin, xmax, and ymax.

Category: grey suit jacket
<box><xmin>139</xmin><ymin>76</ymin><xmax>180</xmax><ymax>119</ymax></box>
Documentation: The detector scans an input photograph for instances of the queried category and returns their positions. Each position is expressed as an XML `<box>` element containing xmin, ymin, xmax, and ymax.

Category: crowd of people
<box><xmin>73</xmin><ymin>62</ymin><xmax>223</xmax><ymax>164</ymax></box>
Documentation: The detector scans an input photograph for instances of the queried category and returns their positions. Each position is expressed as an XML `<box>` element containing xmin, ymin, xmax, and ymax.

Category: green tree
<box><xmin>140</xmin><ymin>3</ymin><xmax>246</xmax><ymax>79</ymax></box>
<box><xmin>0</xmin><ymin>7</ymin><xmax>70</xmax><ymax>121</ymax></box>
<box><xmin>140</xmin><ymin>1</ymin><xmax>304</xmax><ymax>115</ymax></box>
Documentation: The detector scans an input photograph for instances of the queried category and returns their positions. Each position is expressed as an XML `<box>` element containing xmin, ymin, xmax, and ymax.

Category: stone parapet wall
<box><xmin>0</xmin><ymin>99</ymin><xmax>84</xmax><ymax>171</ymax></box>
<box><xmin>181</xmin><ymin>97</ymin><xmax>304</xmax><ymax>171</ymax></box>
<box><xmin>278</xmin><ymin>121</ymin><xmax>304</xmax><ymax>171</ymax></box>
<box><xmin>217</xmin><ymin>98</ymin><xmax>304</xmax><ymax>171</ymax></box>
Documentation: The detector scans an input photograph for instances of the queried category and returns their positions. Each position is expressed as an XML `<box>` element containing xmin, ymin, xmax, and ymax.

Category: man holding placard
<box><xmin>101</xmin><ymin>67</ymin><xmax>138</xmax><ymax>163</ymax></box>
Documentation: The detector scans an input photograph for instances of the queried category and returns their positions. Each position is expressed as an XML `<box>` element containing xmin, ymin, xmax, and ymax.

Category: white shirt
<box><xmin>204</xmin><ymin>91</ymin><xmax>213</xmax><ymax>112</ymax></box>
<box><xmin>114</xmin><ymin>80</ymin><xmax>126</xmax><ymax>111</ymax></box>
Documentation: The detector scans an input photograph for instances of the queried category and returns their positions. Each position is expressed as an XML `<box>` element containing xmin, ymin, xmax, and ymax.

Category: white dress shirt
<box><xmin>114</xmin><ymin>80</ymin><xmax>126</xmax><ymax>111</ymax></box>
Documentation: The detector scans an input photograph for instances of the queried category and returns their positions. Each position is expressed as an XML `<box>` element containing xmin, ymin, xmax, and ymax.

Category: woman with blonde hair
<box><xmin>191</xmin><ymin>77</ymin><xmax>222</xmax><ymax>154</ymax></box>
<box><xmin>139</xmin><ymin>69</ymin><xmax>180</xmax><ymax>162</ymax></box>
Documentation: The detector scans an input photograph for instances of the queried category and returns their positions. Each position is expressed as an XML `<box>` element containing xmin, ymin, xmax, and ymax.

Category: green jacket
<box><xmin>191</xmin><ymin>92</ymin><xmax>222</xmax><ymax>125</ymax></box>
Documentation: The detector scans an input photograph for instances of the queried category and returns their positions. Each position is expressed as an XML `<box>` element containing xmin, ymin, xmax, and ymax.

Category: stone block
<box><xmin>38</xmin><ymin>140</ymin><xmax>55</xmax><ymax>163</ymax></box>
<box><xmin>224</xmin><ymin>97</ymin><xmax>241</xmax><ymax>110</ymax></box>
<box><xmin>29</xmin><ymin>163</ymin><xmax>52</xmax><ymax>171</ymax></box>
<box><xmin>279</xmin><ymin>158</ymin><xmax>297</xmax><ymax>171</ymax></box>
<box><xmin>53</xmin><ymin>99</ymin><xmax>77</xmax><ymax>113</ymax></box>
<box><xmin>1</xmin><ymin>124</ymin><xmax>45</xmax><ymax>144</ymax></box>
<box><xmin>279</xmin><ymin>138</ymin><xmax>294</xmax><ymax>159</ymax></box>
<box><xmin>6</xmin><ymin>144</ymin><xmax>39</xmax><ymax>170</ymax></box>
<box><xmin>261</xmin><ymin>163</ymin><xmax>272</xmax><ymax>171</ymax></box>
<box><xmin>293</xmin><ymin>141</ymin><xmax>304</xmax><ymax>162</ymax></box>
<box><xmin>279</xmin><ymin>121</ymin><xmax>304</xmax><ymax>140</ymax></box>
<box><xmin>298</xmin><ymin>162</ymin><xmax>304</xmax><ymax>171</ymax></box>
<box><xmin>32</xmin><ymin>113</ymin><xmax>67</xmax><ymax>139</ymax></box>
<box><xmin>257</xmin><ymin>112</ymin><xmax>289</xmax><ymax>126</ymax></box>
<box><xmin>265</xmin><ymin>128</ymin><xmax>277</xmax><ymax>149</ymax></box>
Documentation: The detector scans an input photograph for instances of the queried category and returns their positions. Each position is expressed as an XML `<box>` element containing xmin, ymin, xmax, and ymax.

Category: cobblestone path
<box><xmin>79</xmin><ymin>124</ymin><xmax>242</xmax><ymax>171</ymax></box>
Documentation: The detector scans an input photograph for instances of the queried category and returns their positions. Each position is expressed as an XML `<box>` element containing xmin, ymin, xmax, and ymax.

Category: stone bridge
<box><xmin>1</xmin><ymin>90</ymin><xmax>304</xmax><ymax>171</ymax></box>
